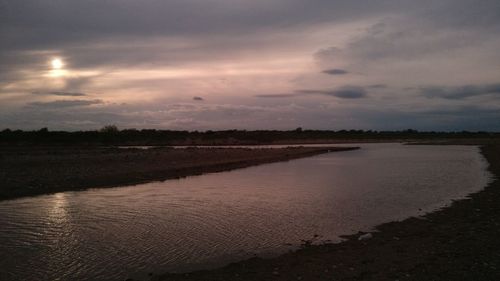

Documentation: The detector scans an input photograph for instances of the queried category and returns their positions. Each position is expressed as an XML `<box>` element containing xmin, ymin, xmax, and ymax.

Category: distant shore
<box><xmin>0</xmin><ymin>146</ymin><xmax>358</xmax><ymax>201</ymax></box>
<box><xmin>2</xmin><ymin>128</ymin><xmax>499</xmax><ymax>148</ymax></box>
<box><xmin>154</xmin><ymin>144</ymin><xmax>500</xmax><ymax>281</ymax></box>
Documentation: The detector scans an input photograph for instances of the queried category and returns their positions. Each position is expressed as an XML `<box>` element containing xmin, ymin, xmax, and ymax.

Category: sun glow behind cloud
<box><xmin>47</xmin><ymin>58</ymin><xmax>67</xmax><ymax>78</ymax></box>
<box><xmin>51</xmin><ymin>58</ymin><xmax>64</xmax><ymax>69</ymax></box>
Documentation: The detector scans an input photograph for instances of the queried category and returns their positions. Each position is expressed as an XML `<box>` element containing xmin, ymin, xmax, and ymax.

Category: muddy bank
<box><xmin>0</xmin><ymin>146</ymin><xmax>357</xmax><ymax>201</ymax></box>
<box><xmin>155</xmin><ymin>145</ymin><xmax>500</xmax><ymax>281</ymax></box>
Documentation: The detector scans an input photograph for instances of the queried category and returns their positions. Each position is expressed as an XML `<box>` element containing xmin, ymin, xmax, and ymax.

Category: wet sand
<box><xmin>0</xmin><ymin>146</ymin><xmax>357</xmax><ymax>201</ymax></box>
<box><xmin>155</xmin><ymin>145</ymin><xmax>500</xmax><ymax>281</ymax></box>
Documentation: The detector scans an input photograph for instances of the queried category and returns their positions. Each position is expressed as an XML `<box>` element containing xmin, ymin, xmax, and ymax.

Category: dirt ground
<box><xmin>0</xmin><ymin>146</ymin><xmax>356</xmax><ymax>200</ymax></box>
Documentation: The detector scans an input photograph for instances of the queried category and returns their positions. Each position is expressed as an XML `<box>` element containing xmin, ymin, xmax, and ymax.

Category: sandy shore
<box><xmin>154</xmin><ymin>145</ymin><xmax>500</xmax><ymax>281</ymax></box>
<box><xmin>0</xmin><ymin>146</ymin><xmax>357</xmax><ymax>201</ymax></box>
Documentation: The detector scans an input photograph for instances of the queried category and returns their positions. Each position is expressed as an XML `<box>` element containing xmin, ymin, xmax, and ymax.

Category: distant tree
<box><xmin>100</xmin><ymin>125</ymin><xmax>119</xmax><ymax>133</ymax></box>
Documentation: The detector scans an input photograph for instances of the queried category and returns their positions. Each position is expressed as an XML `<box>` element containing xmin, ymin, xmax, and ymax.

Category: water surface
<box><xmin>0</xmin><ymin>144</ymin><xmax>491</xmax><ymax>280</ymax></box>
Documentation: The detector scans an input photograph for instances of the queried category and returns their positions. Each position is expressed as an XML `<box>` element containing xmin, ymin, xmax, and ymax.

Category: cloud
<box><xmin>322</xmin><ymin>69</ymin><xmax>349</xmax><ymax>75</ymax></box>
<box><xmin>254</xmin><ymin>93</ymin><xmax>298</xmax><ymax>98</ymax></box>
<box><xmin>3</xmin><ymin>96</ymin><xmax>500</xmax><ymax>131</ymax></box>
<box><xmin>421</xmin><ymin>83</ymin><xmax>500</xmax><ymax>99</ymax></box>
<box><xmin>27</xmin><ymin>99</ymin><xmax>103</xmax><ymax>109</ymax></box>
<box><xmin>254</xmin><ymin>86</ymin><xmax>368</xmax><ymax>99</ymax></box>
<box><xmin>313</xmin><ymin>4</ymin><xmax>500</xmax><ymax>87</ymax></box>
<box><xmin>32</xmin><ymin>91</ymin><xmax>87</xmax><ymax>97</ymax></box>
<box><xmin>0</xmin><ymin>0</ymin><xmax>421</xmax><ymax>54</ymax></box>
<box><xmin>297</xmin><ymin>86</ymin><xmax>367</xmax><ymax>99</ymax></box>
<box><xmin>2</xmin><ymin>1</ymin><xmax>500</xmax><ymax>131</ymax></box>
<box><xmin>193</xmin><ymin>96</ymin><xmax>204</xmax><ymax>101</ymax></box>
<box><xmin>367</xmin><ymin>84</ymin><xmax>387</xmax><ymax>89</ymax></box>
<box><xmin>330</xmin><ymin>87</ymin><xmax>367</xmax><ymax>99</ymax></box>
<box><xmin>345</xmin><ymin>105</ymin><xmax>500</xmax><ymax>132</ymax></box>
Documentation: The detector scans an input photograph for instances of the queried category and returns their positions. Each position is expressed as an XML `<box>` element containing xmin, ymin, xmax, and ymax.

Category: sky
<box><xmin>1</xmin><ymin>0</ymin><xmax>500</xmax><ymax>131</ymax></box>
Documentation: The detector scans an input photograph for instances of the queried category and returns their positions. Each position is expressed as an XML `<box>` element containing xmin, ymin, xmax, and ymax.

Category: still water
<box><xmin>0</xmin><ymin>144</ymin><xmax>491</xmax><ymax>280</ymax></box>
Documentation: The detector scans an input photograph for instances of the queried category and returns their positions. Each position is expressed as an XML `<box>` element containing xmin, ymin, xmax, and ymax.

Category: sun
<box><xmin>51</xmin><ymin>58</ymin><xmax>64</xmax><ymax>69</ymax></box>
<box><xmin>47</xmin><ymin>57</ymin><xmax>68</xmax><ymax>78</ymax></box>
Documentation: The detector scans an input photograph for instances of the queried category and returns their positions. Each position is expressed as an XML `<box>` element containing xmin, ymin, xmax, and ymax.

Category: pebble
<box><xmin>358</xmin><ymin>233</ymin><xmax>373</xmax><ymax>241</ymax></box>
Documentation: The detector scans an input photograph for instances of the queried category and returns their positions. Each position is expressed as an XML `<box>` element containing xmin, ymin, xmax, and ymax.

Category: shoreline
<box><xmin>154</xmin><ymin>144</ymin><xmax>500</xmax><ymax>281</ymax></box>
<box><xmin>0</xmin><ymin>146</ymin><xmax>358</xmax><ymax>201</ymax></box>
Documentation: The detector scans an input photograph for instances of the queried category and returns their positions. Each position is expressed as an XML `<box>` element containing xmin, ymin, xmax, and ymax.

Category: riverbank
<box><xmin>0</xmin><ymin>146</ymin><xmax>357</xmax><ymax>201</ymax></box>
<box><xmin>155</xmin><ymin>145</ymin><xmax>500</xmax><ymax>281</ymax></box>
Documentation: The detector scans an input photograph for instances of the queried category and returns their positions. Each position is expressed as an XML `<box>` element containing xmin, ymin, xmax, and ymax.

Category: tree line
<box><xmin>0</xmin><ymin>126</ymin><xmax>498</xmax><ymax>146</ymax></box>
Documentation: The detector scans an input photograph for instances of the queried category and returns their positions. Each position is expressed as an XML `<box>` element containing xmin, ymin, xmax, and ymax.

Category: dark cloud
<box><xmin>2</xmin><ymin>1</ymin><xmax>499</xmax><ymax>63</ymax></box>
<box><xmin>347</xmin><ymin>106</ymin><xmax>500</xmax><ymax>131</ymax></box>
<box><xmin>314</xmin><ymin>1</ymin><xmax>500</xmax><ymax>68</ymax></box>
<box><xmin>63</xmin><ymin>76</ymin><xmax>96</xmax><ymax>92</ymax></box>
<box><xmin>297</xmin><ymin>86</ymin><xmax>367</xmax><ymax>99</ymax></box>
<box><xmin>7</xmin><ymin>1</ymin><xmax>495</xmax><ymax>72</ymax></box>
<box><xmin>27</xmin><ymin>99</ymin><xmax>103</xmax><ymax>109</ymax></box>
<box><xmin>254</xmin><ymin>94</ymin><xmax>298</xmax><ymax>98</ymax></box>
<box><xmin>368</xmin><ymin>84</ymin><xmax>387</xmax><ymax>89</ymax></box>
<box><xmin>331</xmin><ymin>87</ymin><xmax>367</xmax><ymax>99</ymax></box>
<box><xmin>322</xmin><ymin>69</ymin><xmax>349</xmax><ymax>75</ymax></box>
<box><xmin>255</xmin><ymin>87</ymin><xmax>368</xmax><ymax>99</ymax></box>
<box><xmin>417</xmin><ymin>106</ymin><xmax>500</xmax><ymax>131</ymax></box>
<box><xmin>3</xmin><ymin>98</ymin><xmax>500</xmax><ymax>131</ymax></box>
<box><xmin>32</xmin><ymin>91</ymin><xmax>87</xmax><ymax>97</ymax></box>
<box><xmin>421</xmin><ymin>83</ymin><xmax>500</xmax><ymax>99</ymax></box>
<box><xmin>0</xmin><ymin>0</ymin><xmax>423</xmax><ymax>53</ymax></box>
<box><xmin>0</xmin><ymin>110</ymin><xmax>126</xmax><ymax>131</ymax></box>
<box><xmin>193</xmin><ymin>96</ymin><xmax>204</xmax><ymax>101</ymax></box>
